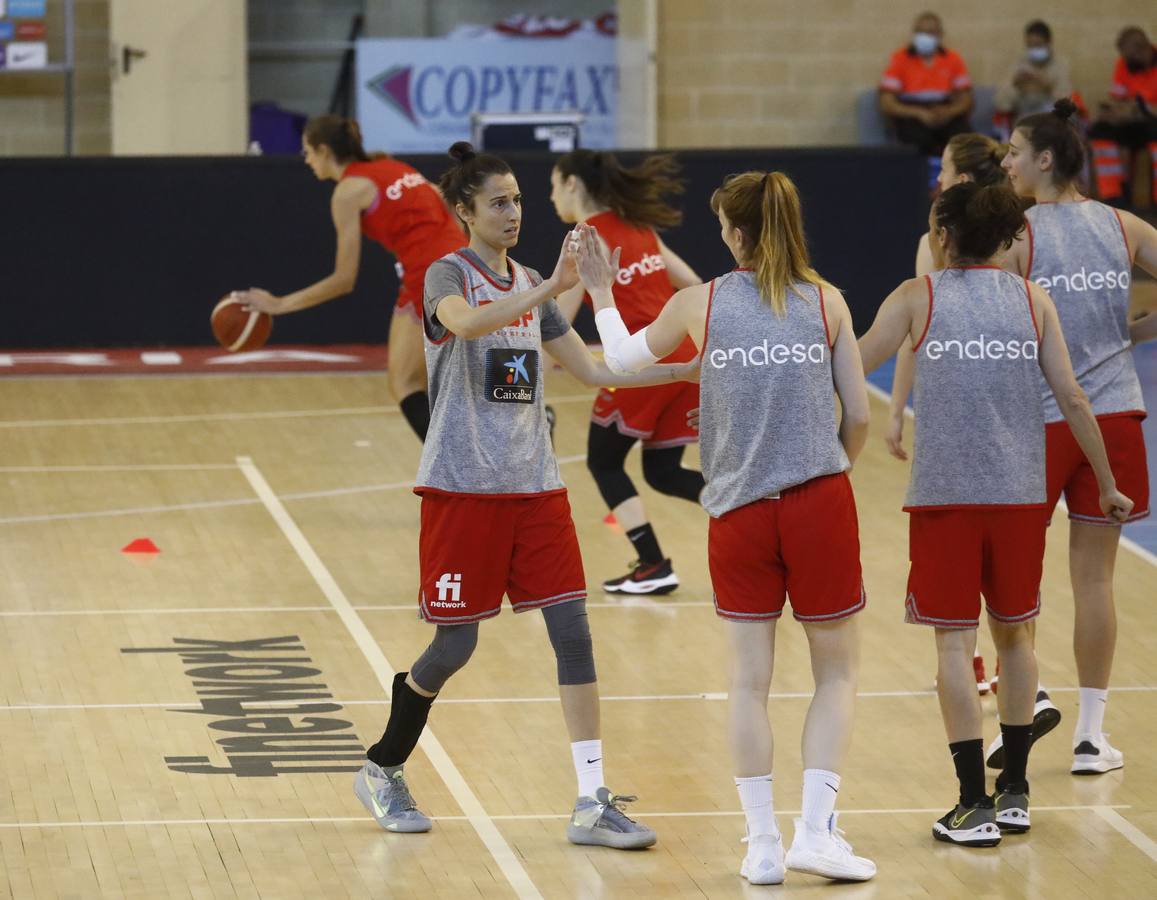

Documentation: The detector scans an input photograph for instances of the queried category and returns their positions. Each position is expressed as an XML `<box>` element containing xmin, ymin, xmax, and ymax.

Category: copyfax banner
<box><xmin>355</xmin><ymin>37</ymin><xmax>618</xmax><ymax>153</ymax></box>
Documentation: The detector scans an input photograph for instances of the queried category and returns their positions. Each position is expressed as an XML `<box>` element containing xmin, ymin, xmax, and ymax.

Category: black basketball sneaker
<box><xmin>602</xmin><ymin>559</ymin><xmax>679</xmax><ymax>595</ymax></box>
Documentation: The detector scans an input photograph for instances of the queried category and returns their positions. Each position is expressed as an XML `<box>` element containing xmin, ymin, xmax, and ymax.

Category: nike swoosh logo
<box><xmin>825</xmin><ymin>783</ymin><xmax>838</xmax><ymax>794</ymax></box>
<box><xmin>950</xmin><ymin>809</ymin><xmax>975</xmax><ymax>829</ymax></box>
<box><xmin>365</xmin><ymin>771</ymin><xmax>386</xmax><ymax>818</ymax></box>
<box><xmin>586</xmin><ymin>758</ymin><xmax>602</xmax><ymax>764</ymax></box>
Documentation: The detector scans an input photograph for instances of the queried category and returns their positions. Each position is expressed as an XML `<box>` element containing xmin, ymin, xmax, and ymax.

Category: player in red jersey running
<box><xmin>236</xmin><ymin>115</ymin><xmax>466</xmax><ymax>442</ymax></box>
<box><xmin>549</xmin><ymin>150</ymin><xmax>704</xmax><ymax>595</ymax></box>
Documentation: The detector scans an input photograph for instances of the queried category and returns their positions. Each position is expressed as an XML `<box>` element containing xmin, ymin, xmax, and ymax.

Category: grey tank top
<box><xmin>698</xmin><ymin>271</ymin><xmax>849</xmax><ymax>518</ymax></box>
<box><xmin>416</xmin><ymin>249</ymin><xmax>566</xmax><ymax>496</ymax></box>
<box><xmin>907</xmin><ymin>268</ymin><xmax>1045</xmax><ymax>509</ymax></box>
<box><xmin>1025</xmin><ymin>201</ymin><xmax>1144</xmax><ymax>422</ymax></box>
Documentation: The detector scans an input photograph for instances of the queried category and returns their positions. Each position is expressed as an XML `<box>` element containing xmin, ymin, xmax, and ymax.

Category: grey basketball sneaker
<box><xmin>994</xmin><ymin>788</ymin><xmax>1030</xmax><ymax>833</ymax></box>
<box><xmin>567</xmin><ymin>787</ymin><xmax>657</xmax><ymax>849</ymax></box>
<box><xmin>354</xmin><ymin>761</ymin><xmax>432</xmax><ymax>833</ymax></box>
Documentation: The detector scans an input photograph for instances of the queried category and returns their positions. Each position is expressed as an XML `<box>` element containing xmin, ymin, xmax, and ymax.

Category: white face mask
<box><xmin>912</xmin><ymin>32</ymin><xmax>940</xmax><ymax>55</ymax></box>
<box><xmin>1026</xmin><ymin>46</ymin><xmax>1051</xmax><ymax>64</ymax></box>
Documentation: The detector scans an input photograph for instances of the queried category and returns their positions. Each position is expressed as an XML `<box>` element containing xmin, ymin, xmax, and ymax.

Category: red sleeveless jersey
<box><xmin>341</xmin><ymin>159</ymin><xmax>464</xmax><ymax>288</ymax></box>
<box><xmin>584</xmin><ymin>211</ymin><xmax>697</xmax><ymax>363</ymax></box>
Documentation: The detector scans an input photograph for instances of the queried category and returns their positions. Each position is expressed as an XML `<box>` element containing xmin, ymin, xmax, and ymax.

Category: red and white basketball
<box><xmin>211</xmin><ymin>296</ymin><xmax>272</xmax><ymax>352</ymax></box>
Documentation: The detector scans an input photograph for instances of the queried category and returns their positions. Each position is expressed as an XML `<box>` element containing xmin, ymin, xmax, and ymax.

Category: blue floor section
<box><xmin>866</xmin><ymin>341</ymin><xmax>1157</xmax><ymax>556</ymax></box>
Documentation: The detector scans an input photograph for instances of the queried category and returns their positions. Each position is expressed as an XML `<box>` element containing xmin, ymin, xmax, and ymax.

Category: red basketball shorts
<box><xmin>708</xmin><ymin>472</ymin><xmax>865</xmax><ymax>623</ymax></box>
<box><xmin>1046</xmin><ymin>413</ymin><xmax>1149</xmax><ymax>525</ymax></box>
<box><xmin>416</xmin><ymin>490</ymin><xmax>586</xmax><ymax>624</ymax></box>
<box><xmin>591</xmin><ymin>381</ymin><xmax>700</xmax><ymax>448</ymax></box>
<box><xmin>905</xmin><ymin>507</ymin><xmax>1046</xmax><ymax>629</ymax></box>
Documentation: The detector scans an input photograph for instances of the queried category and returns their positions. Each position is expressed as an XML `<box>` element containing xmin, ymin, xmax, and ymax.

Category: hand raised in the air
<box><xmin>574</xmin><ymin>222</ymin><xmax>621</xmax><ymax>294</ymax></box>
<box><xmin>550</xmin><ymin>230</ymin><xmax>581</xmax><ymax>293</ymax></box>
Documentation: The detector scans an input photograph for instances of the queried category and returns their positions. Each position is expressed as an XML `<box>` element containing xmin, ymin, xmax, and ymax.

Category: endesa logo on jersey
<box><xmin>708</xmin><ymin>340</ymin><xmax>827</xmax><ymax>368</ymax></box>
<box><xmin>923</xmin><ymin>336</ymin><xmax>1038</xmax><ymax>361</ymax></box>
<box><xmin>484</xmin><ymin>348</ymin><xmax>538</xmax><ymax>403</ymax></box>
<box><xmin>616</xmin><ymin>252</ymin><xmax>666</xmax><ymax>286</ymax></box>
<box><xmin>385</xmin><ymin>171</ymin><xmax>429</xmax><ymax>200</ymax></box>
<box><xmin>1034</xmin><ymin>267</ymin><xmax>1130</xmax><ymax>294</ymax></box>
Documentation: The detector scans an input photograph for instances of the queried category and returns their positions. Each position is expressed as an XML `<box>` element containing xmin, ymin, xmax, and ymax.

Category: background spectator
<box><xmin>995</xmin><ymin>21</ymin><xmax>1074</xmax><ymax>122</ymax></box>
<box><xmin>879</xmin><ymin>11</ymin><xmax>973</xmax><ymax>156</ymax></box>
<box><xmin>1089</xmin><ymin>26</ymin><xmax>1157</xmax><ymax>206</ymax></box>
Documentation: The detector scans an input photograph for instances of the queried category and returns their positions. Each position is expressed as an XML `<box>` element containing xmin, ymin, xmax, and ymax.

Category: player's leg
<box><xmin>987</xmin><ymin>616</ymin><xmax>1036</xmax><ymax>833</ymax></box>
<box><xmin>357</xmin><ymin>625</ymin><xmax>479</xmax><ymax>832</ymax></box>
<box><xmin>728</xmin><ymin>618</ymin><xmax>785</xmax><ymax>885</ymax></box>
<box><xmin>587</xmin><ymin>422</ymin><xmax>677</xmax><ymax>595</ymax></box>
<box><xmin>1069</xmin><ymin>522</ymin><xmax>1124</xmax><ymax>773</ymax></box>
<box><xmin>387</xmin><ymin>305</ymin><xmax>430</xmax><ymax>441</ymax></box>
<box><xmin>507</xmin><ymin>493</ymin><xmax>656</xmax><ymax>849</ymax></box>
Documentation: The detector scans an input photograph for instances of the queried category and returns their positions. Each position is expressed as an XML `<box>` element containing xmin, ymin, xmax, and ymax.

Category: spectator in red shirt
<box><xmin>879</xmin><ymin>12</ymin><xmax>974</xmax><ymax>156</ymax></box>
<box><xmin>1088</xmin><ymin>26</ymin><xmax>1157</xmax><ymax>205</ymax></box>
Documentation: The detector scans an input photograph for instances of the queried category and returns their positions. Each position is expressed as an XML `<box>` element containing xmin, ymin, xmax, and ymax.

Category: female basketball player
<box><xmin>893</xmin><ymin>133</ymin><xmax>1013</xmax><ymax>699</ymax></box>
<box><xmin>587</xmin><ymin>172</ymin><xmax>876</xmax><ymax>884</ymax></box>
<box><xmin>548</xmin><ymin>150</ymin><xmax>704</xmax><ymax>595</ymax></box>
<box><xmin>859</xmin><ymin>182</ymin><xmax>1131</xmax><ymax>846</ymax></box>
<box><xmin>353</xmin><ymin>143</ymin><xmax>693</xmax><ymax>849</ymax></box>
<box><xmin>998</xmin><ymin>98</ymin><xmax>1156</xmax><ymax>775</ymax></box>
<box><xmin>235</xmin><ymin>115</ymin><xmax>465</xmax><ymax>441</ymax></box>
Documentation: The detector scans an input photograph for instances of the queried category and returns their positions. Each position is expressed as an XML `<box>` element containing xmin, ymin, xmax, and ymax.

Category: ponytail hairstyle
<box><xmin>945</xmin><ymin>132</ymin><xmax>1009</xmax><ymax>187</ymax></box>
<box><xmin>439</xmin><ymin>141</ymin><xmax>513</xmax><ymax>228</ymax></box>
<box><xmin>709</xmin><ymin>171</ymin><xmax>825</xmax><ymax>316</ymax></box>
<box><xmin>554</xmin><ymin>149</ymin><xmax>685</xmax><ymax>229</ymax></box>
<box><xmin>934</xmin><ymin>182</ymin><xmax>1025</xmax><ymax>263</ymax></box>
<box><xmin>303</xmin><ymin>115</ymin><xmax>379</xmax><ymax>163</ymax></box>
<box><xmin>1014</xmin><ymin>98</ymin><xmax>1085</xmax><ymax>186</ymax></box>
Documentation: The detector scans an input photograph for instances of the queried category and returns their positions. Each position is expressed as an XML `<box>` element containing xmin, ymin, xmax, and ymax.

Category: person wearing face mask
<box><xmin>1089</xmin><ymin>26</ymin><xmax>1157</xmax><ymax>207</ymax></box>
<box><xmin>879</xmin><ymin>11</ymin><xmax>974</xmax><ymax>156</ymax></box>
<box><xmin>995</xmin><ymin>21</ymin><xmax>1074</xmax><ymax>124</ymax></box>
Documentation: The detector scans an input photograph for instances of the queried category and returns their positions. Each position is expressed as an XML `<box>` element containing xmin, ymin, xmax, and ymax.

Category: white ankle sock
<box><xmin>1076</xmin><ymin>688</ymin><xmax>1108</xmax><ymax>737</ymax></box>
<box><xmin>735</xmin><ymin>774</ymin><xmax>777</xmax><ymax>838</ymax></box>
<box><xmin>801</xmin><ymin>769</ymin><xmax>840</xmax><ymax>831</ymax></box>
<box><xmin>571</xmin><ymin>740</ymin><xmax>604</xmax><ymax>798</ymax></box>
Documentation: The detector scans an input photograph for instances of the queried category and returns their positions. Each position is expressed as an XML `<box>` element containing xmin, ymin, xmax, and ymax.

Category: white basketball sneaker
<box><xmin>739</xmin><ymin>830</ymin><xmax>785</xmax><ymax>885</ymax></box>
<box><xmin>785</xmin><ymin>814</ymin><xmax>876</xmax><ymax>881</ymax></box>
<box><xmin>1072</xmin><ymin>733</ymin><xmax>1124</xmax><ymax>774</ymax></box>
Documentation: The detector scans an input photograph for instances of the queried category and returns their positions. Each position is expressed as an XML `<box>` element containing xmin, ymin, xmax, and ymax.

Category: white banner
<box><xmin>6</xmin><ymin>41</ymin><xmax>47</xmax><ymax>70</ymax></box>
<box><xmin>355</xmin><ymin>37</ymin><xmax>618</xmax><ymax>154</ymax></box>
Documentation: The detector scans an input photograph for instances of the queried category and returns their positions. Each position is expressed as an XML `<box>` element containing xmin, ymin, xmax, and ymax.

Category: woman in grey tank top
<box><xmin>858</xmin><ymin>182</ymin><xmax>1131</xmax><ymax>846</ymax></box>
<box><xmin>587</xmin><ymin>172</ymin><xmax>876</xmax><ymax>884</ymax></box>
<box><xmin>1002</xmin><ymin>99</ymin><xmax>1157</xmax><ymax>773</ymax></box>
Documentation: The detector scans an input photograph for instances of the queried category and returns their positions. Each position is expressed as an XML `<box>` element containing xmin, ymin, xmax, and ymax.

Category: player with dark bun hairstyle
<box><xmin>352</xmin><ymin>141</ymin><xmax>696</xmax><ymax>849</ymax></box>
<box><xmin>996</xmin><ymin>98</ymin><xmax>1157</xmax><ymax>776</ymax></box>
<box><xmin>860</xmin><ymin>180</ymin><xmax>1132</xmax><ymax>847</ymax></box>
<box><xmin>234</xmin><ymin>115</ymin><xmax>466</xmax><ymax>442</ymax></box>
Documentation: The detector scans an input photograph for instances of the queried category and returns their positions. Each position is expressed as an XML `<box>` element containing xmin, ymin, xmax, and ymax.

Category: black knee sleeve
<box><xmin>641</xmin><ymin>446</ymin><xmax>705</xmax><ymax>503</ymax></box>
<box><xmin>543</xmin><ymin>600</ymin><xmax>597</xmax><ymax>685</ymax></box>
<box><xmin>586</xmin><ymin>423</ymin><xmax>639</xmax><ymax>509</ymax></box>
<box><xmin>410</xmin><ymin>623</ymin><xmax>479</xmax><ymax>693</ymax></box>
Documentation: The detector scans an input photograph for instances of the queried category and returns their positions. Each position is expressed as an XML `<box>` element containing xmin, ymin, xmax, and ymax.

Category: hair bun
<box><xmin>1052</xmin><ymin>98</ymin><xmax>1077</xmax><ymax>122</ymax></box>
<box><xmin>448</xmin><ymin>141</ymin><xmax>477</xmax><ymax>164</ymax></box>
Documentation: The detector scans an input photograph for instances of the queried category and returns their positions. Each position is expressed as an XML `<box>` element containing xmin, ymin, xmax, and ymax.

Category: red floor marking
<box><xmin>0</xmin><ymin>345</ymin><xmax>390</xmax><ymax>376</ymax></box>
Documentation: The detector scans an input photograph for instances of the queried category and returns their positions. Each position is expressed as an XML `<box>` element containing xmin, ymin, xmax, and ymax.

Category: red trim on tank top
<box><xmin>1112</xmin><ymin>208</ymin><xmax>1132</xmax><ymax>260</ymax></box>
<box><xmin>1024</xmin><ymin>277</ymin><xmax>1040</xmax><ymax>341</ymax></box>
<box><xmin>1023</xmin><ymin>217</ymin><xmax>1034</xmax><ymax>278</ymax></box>
<box><xmin>946</xmin><ymin>265</ymin><xmax>1004</xmax><ymax>270</ymax></box>
<box><xmin>912</xmin><ymin>275</ymin><xmax>934</xmax><ymax>352</ymax></box>
<box><xmin>818</xmin><ymin>283</ymin><xmax>833</xmax><ymax>348</ymax></box>
<box><xmin>454</xmin><ymin>250</ymin><xmax>516</xmax><ymax>292</ymax></box>
<box><xmin>734</xmin><ymin>267</ymin><xmax>753</xmax><ymax>272</ymax></box>
<box><xmin>703</xmin><ymin>278</ymin><xmax>717</xmax><ymax>350</ymax></box>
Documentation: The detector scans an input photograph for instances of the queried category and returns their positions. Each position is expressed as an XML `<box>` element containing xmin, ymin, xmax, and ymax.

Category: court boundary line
<box><xmin>4</xmin><ymin>684</ymin><xmax>1157</xmax><ymax>712</ymax></box>
<box><xmin>0</xmin><ymin>456</ymin><xmax>584</xmax><ymax>526</ymax></box>
<box><xmin>0</xmin><ymin>804</ymin><xmax>1128</xmax><ymax>831</ymax></box>
<box><xmin>0</xmin><ymin>393</ymin><xmax>594</xmax><ymax>430</ymax></box>
<box><xmin>236</xmin><ymin>455</ymin><xmax>542</xmax><ymax>900</ymax></box>
<box><xmin>864</xmin><ymin>382</ymin><xmax>1156</xmax><ymax>568</ymax></box>
<box><xmin>1094</xmin><ymin>807</ymin><xmax>1157</xmax><ymax>862</ymax></box>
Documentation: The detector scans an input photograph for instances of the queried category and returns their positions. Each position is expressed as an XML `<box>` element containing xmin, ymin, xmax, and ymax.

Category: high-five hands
<box><xmin>571</xmin><ymin>222</ymin><xmax>622</xmax><ymax>294</ymax></box>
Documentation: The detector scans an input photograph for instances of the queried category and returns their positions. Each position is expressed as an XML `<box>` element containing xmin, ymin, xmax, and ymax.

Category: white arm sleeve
<box><xmin>595</xmin><ymin>307</ymin><xmax>660</xmax><ymax>374</ymax></box>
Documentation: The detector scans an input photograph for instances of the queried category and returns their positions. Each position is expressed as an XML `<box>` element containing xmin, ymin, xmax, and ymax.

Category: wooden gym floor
<box><xmin>0</xmin><ymin>361</ymin><xmax>1154</xmax><ymax>899</ymax></box>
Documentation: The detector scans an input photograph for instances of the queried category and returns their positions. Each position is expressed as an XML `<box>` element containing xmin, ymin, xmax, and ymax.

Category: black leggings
<box><xmin>585</xmin><ymin>422</ymin><xmax>704</xmax><ymax>510</ymax></box>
